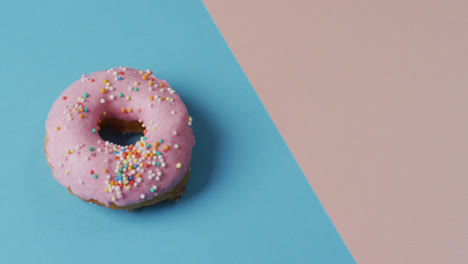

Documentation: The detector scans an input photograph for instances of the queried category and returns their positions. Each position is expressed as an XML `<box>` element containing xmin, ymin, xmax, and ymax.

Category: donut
<box><xmin>45</xmin><ymin>67</ymin><xmax>195</xmax><ymax>210</ymax></box>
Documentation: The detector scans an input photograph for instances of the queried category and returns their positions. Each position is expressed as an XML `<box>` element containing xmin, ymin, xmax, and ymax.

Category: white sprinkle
<box><xmin>128</xmin><ymin>86</ymin><xmax>132</xmax><ymax>91</ymax></box>
<box><xmin>79</xmin><ymin>179</ymin><xmax>83</xmax><ymax>184</ymax></box>
<box><xmin>109</xmin><ymin>86</ymin><xmax>114</xmax><ymax>91</ymax></box>
<box><xmin>85</xmin><ymin>156</ymin><xmax>89</xmax><ymax>160</ymax></box>
<box><xmin>152</xmin><ymin>185</ymin><xmax>158</xmax><ymax>190</ymax></box>
<box><xmin>161</xmin><ymin>163</ymin><xmax>166</xmax><ymax>168</ymax></box>
<box><xmin>104</xmin><ymin>158</ymin><xmax>109</xmax><ymax>163</ymax></box>
<box><xmin>100</xmin><ymin>99</ymin><xmax>106</xmax><ymax>103</ymax></box>
<box><xmin>123</xmin><ymin>67</ymin><xmax>127</xmax><ymax>71</ymax></box>
<box><xmin>114</xmin><ymin>77</ymin><xmax>118</xmax><ymax>81</ymax></box>
<box><xmin>58</xmin><ymin>162</ymin><xmax>63</xmax><ymax>168</ymax></box>
<box><xmin>156</xmin><ymin>177</ymin><xmax>160</xmax><ymax>181</ymax></box>
<box><xmin>109</xmin><ymin>95</ymin><xmax>115</xmax><ymax>100</ymax></box>
<box><xmin>173</xmin><ymin>131</ymin><xmax>178</xmax><ymax>135</ymax></box>
<box><xmin>157</xmin><ymin>171</ymin><xmax>162</xmax><ymax>176</ymax></box>
<box><xmin>160</xmin><ymin>88</ymin><xmax>164</xmax><ymax>92</ymax></box>
<box><xmin>148</xmin><ymin>103</ymin><xmax>153</xmax><ymax>108</ymax></box>
<box><xmin>140</xmin><ymin>194</ymin><xmax>145</xmax><ymax>199</ymax></box>
<box><xmin>174</xmin><ymin>144</ymin><xmax>179</xmax><ymax>149</ymax></box>
<box><xmin>105</xmin><ymin>180</ymin><xmax>109</xmax><ymax>184</ymax></box>
<box><xmin>97</xmin><ymin>148</ymin><xmax>101</xmax><ymax>152</ymax></box>
<box><xmin>113</xmin><ymin>71</ymin><xmax>117</xmax><ymax>76</ymax></box>
<box><xmin>171</xmin><ymin>110</ymin><xmax>176</xmax><ymax>114</ymax></box>
<box><xmin>106</xmin><ymin>175</ymin><xmax>111</xmax><ymax>179</ymax></box>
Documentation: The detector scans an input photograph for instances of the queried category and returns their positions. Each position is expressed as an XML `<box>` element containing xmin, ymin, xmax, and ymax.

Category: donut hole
<box><xmin>98</xmin><ymin>118</ymin><xmax>145</xmax><ymax>146</ymax></box>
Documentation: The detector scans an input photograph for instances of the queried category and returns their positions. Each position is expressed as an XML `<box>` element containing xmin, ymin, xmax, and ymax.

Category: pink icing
<box><xmin>45</xmin><ymin>67</ymin><xmax>195</xmax><ymax>207</ymax></box>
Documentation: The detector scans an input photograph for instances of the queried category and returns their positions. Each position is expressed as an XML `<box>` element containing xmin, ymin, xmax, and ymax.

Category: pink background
<box><xmin>204</xmin><ymin>1</ymin><xmax>468</xmax><ymax>263</ymax></box>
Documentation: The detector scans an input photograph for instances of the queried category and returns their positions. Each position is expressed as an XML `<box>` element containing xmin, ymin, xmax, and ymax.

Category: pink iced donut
<box><xmin>45</xmin><ymin>67</ymin><xmax>195</xmax><ymax>210</ymax></box>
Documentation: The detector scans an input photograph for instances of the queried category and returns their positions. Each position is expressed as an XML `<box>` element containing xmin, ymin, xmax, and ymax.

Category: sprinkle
<box><xmin>134</xmin><ymin>82</ymin><xmax>139</xmax><ymax>85</ymax></box>
<box><xmin>92</xmin><ymin>128</ymin><xmax>96</xmax><ymax>133</ymax></box>
<box><xmin>140</xmin><ymin>194</ymin><xmax>145</xmax><ymax>199</ymax></box>
<box><xmin>125</xmin><ymin>96</ymin><xmax>131</xmax><ymax>101</ymax></box>
<box><xmin>84</xmin><ymin>93</ymin><xmax>89</xmax><ymax>98</ymax></box>
<box><xmin>93</xmin><ymin>174</ymin><xmax>98</xmax><ymax>179</ymax></box>
<box><xmin>101</xmin><ymin>88</ymin><xmax>106</xmax><ymax>94</ymax></box>
<box><xmin>84</xmin><ymin>108</ymin><xmax>88</xmax><ymax>112</ymax></box>
<box><xmin>58</xmin><ymin>162</ymin><xmax>63</xmax><ymax>168</ymax></box>
<box><xmin>176</xmin><ymin>163</ymin><xmax>182</xmax><ymax>169</ymax></box>
<box><xmin>62</xmin><ymin>96</ymin><xmax>67</xmax><ymax>100</ymax></box>
<box><xmin>89</xmin><ymin>147</ymin><xmax>94</xmax><ymax>151</ymax></box>
<box><xmin>109</xmin><ymin>95</ymin><xmax>115</xmax><ymax>100</ymax></box>
<box><xmin>103</xmin><ymin>111</ymin><xmax>107</xmax><ymax>115</ymax></box>
<box><xmin>149</xmin><ymin>96</ymin><xmax>154</xmax><ymax>101</ymax></box>
<box><xmin>119</xmin><ymin>93</ymin><xmax>123</xmax><ymax>98</ymax></box>
<box><xmin>121</xmin><ymin>108</ymin><xmax>126</xmax><ymax>113</ymax></box>
<box><xmin>171</xmin><ymin>110</ymin><xmax>175</xmax><ymax>114</ymax></box>
<box><xmin>134</xmin><ymin>87</ymin><xmax>139</xmax><ymax>92</ymax></box>
<box><xmin>188</xmin><ymin>116</ymin><xmax>193</xmax><ymax>122</ymax></box>
<box><xmin>79</xmin><ymin>179</ymin><xmax>83</xmax><ymax>184</ymax></box>
<box><xmin>112</xmin><ymin>197</ymin><xmax>116</xmax><ymax>202</ymax></box>
<box><xmin>174</xmin><ymin>144</ymin><xmax>179</xmax><ymax>149</ymax></box>
<box><xmin>128</xmin><ymin>108</ymin><xmax>133</xmax><ymax>113</ymax></box>
<box><xmin>159</xmin><ymin>139</ymin><xmax>163</xmax><ymax>143</ymax></box>
<box><xmin>173</xmin><ymin>131</ymin><xmax>178</xmax><ymax>135</ymax></box>
<box><xmin>118</xmin><ymin>76</ymin><xmax>123</xmax><ymax>80</ymax></box>
<box><xmin>100</xmin><ymin>99</ymin><xmax>105</xmax><ymax>103</ymax></box>
<box><xmin>65</xmin><ymin>170</ymin><xmax>70</xmax><ymax>175</ymax></box>
<box><xmin>56</xmin><ymin>126</ymin><xmax>61</xmax><ymax>131</ymax></box>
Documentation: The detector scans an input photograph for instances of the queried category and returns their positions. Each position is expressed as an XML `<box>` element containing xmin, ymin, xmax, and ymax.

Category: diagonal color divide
<box><xmin>0</xmin><ymin>0</ymin><xmax>354</xmax><ymax>263</ymax></box>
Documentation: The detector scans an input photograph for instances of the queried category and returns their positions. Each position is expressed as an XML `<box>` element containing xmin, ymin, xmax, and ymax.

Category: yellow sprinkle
<box><xmin>56</xmin><ymin>127</ymin><xmax>61</xmax><ymax>131</ymax></box>
<box><xmin>148</xmin><ymin>81</ymin><xmax>153</xmax><ymax>86</ymax></box>
<box><xmin>103</xmin><ymin>112</ymin><xmax>107</xmax><ymax>115</ymax></box>
<box><xmin>65</xmin><ymin>170</ymin><xmax>70</xmax><ymax>174</ymax></box>
<box><xmin>188</xmin><ymin>116</ymin><xmax>193</xmax><ymax>122</ymax></box>
<box><xmin>166</xmin><ymin>97</ymin><xmax>170</xmax><ymax>101</ymax></box>
<box><xmin>79</xmin><ymin>114</ymin><xmax>84</xmax><ymax>118</ymax></box>
<box><xmin>128</xmin><ymin>108</ymin><xmax>133</xmax><ymax>113</ymax></box>
<box><xmin>125</xmin><ymin>96</ymin><xmax>131</xmax><ymax>101</ymax></box>
<box><xmin>101</xmin><ymin>88</ymin><xmax>106</xmax><ymax>94</ymax></box>
<box><xmin>123</xmin><ymin>160</ymin><xmax>128</xmax><ymax>164</ymax></box>
<box><xmin>149</xmin><ymin>96</ymin><xmax>154</xmax><ymax>101</ymax></box>
<box><xmin>176</xmin><ymin>163</ymin><xmax>182</xmax><ymax>169</ymax></box>
<box><xmin>152</xmin><ymin>126</ymin><xmax>156</xmax><ymax>130</ymax></box>
<box><xmin>112</xmin><ymin>197</ymin><xmax>116</xmax><ymax>202</ymax></box>
<box><xmin>104</xmin><ymin>79</ymin><xmax>109</xmax><ymax>83</ymax></box>
<box><xmin>139</xmin><ymin>70</ymin><xmax>143</xmax><ymax>74</ymax></box>
<box><xmin>105</xmin><ymin>188</ymin><xmax>109</xmax><ymax>193</ymax></box>
<box><xmin>134</xmin><ymin>81</ymin><xmax>139</xmax><ymax>85</ymax></box>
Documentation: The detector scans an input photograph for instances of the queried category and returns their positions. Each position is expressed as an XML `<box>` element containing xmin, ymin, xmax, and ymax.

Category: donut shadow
<box><xmin>130</xmin><ymin>97</ymin><xmax>218</xmax><ymax>214</ymax></box>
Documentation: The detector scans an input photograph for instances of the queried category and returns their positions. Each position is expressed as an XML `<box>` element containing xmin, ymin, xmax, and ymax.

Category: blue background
<box><xmin>0</xmin><ymin>1</ymin><xmax>354</xmax><ymax>263</ymax></box>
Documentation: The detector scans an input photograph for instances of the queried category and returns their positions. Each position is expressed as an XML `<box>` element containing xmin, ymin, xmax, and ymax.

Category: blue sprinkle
<box><xmin>84</xmin><ymin>108</ymin><xmax>88</xmax><ymax>112</ymax></box>
<box><xmin>118</xmin><ymin>76</ymin><xmax>122</xmax><ymax>80</ymax></box>
<box><xmin>122</xmin><ymin>148</ymin><xmax>126</xmax><ymax>151</ymax></box>
<box><xmin>129</xmin><ymin>176</ymin><xmax>133</xmax><ymax>181</ymax></box>
<box><xmin>114</xmin><ymin>151</ymin><xmax>118</xmax><ymax>155</ymax></box>
<box><xmin>133</xmin><ymin>164</ymin><xmax>138</xmax><ymax>168</ymax></box>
